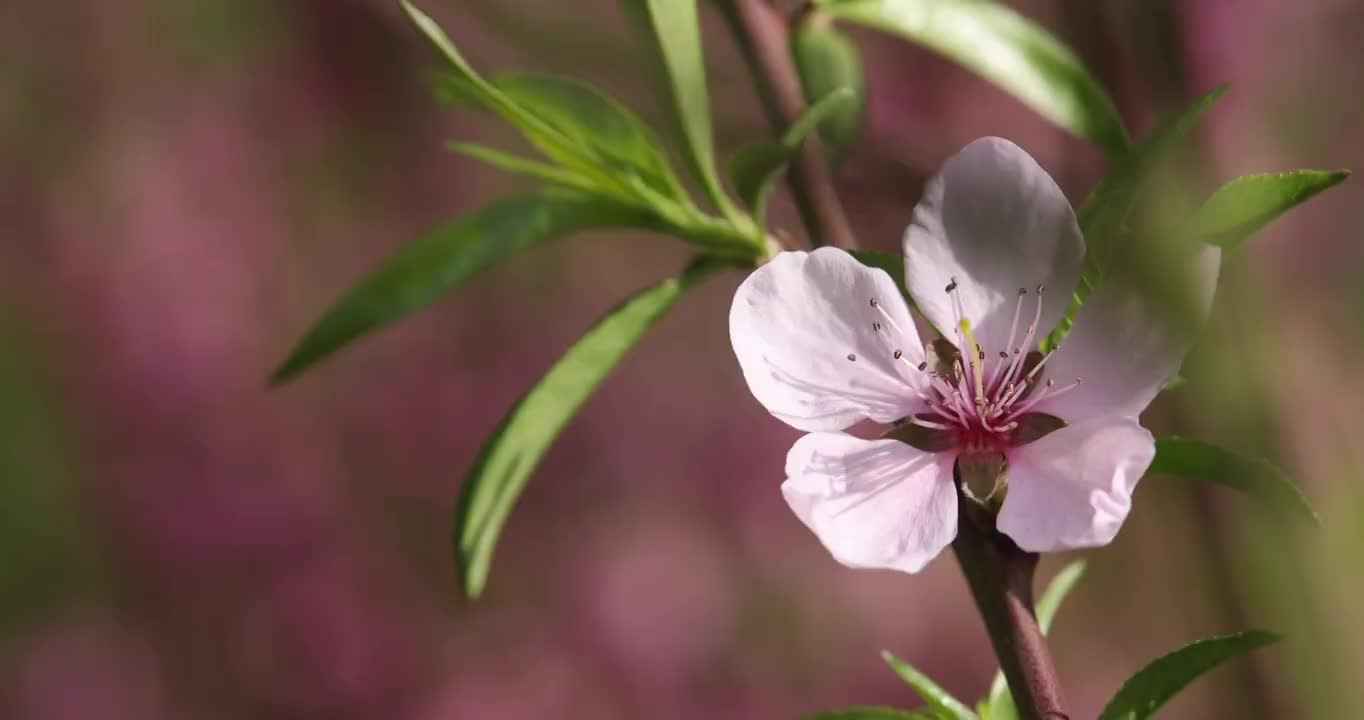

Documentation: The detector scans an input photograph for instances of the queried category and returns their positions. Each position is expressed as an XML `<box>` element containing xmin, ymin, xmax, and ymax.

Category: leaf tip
<box><xmin>266</xmin><ymin>351</ymin><xmax>307</xmax><ymax>387</ymax></box>
<box><xmin>457</xmin><ymin>544</ymin><xmax>489</xmax><ymax>600</ymax></box>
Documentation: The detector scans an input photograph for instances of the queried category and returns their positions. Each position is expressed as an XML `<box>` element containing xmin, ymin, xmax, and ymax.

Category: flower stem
<box><xmin>953</xmin><ymin>496</ymin><xmax>1070</xmax><ymax>720</ymax></box>
<box><xmin>715</xmin><ymin>0</ymin><xmax>858</xmax><ymax>250</ymax></box>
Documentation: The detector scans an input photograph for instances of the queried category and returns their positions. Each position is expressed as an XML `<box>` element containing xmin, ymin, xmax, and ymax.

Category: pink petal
<box><xmin>730</xmin><ymin>248</ymin><xmax>927</xmax><ymax>432</ymax></box>
<box><xmin>903</xmin><ymin>137</ymin><xmax>1083</xmax><ymax>354</ymax></box>
<box><xmin>997</xmin><ymin>417</ymin><xmax>1155</xmax><ymax>552</ymax></box>
<box><xmin>782</xmin><ymin>432</ymin><xmax>957</xmax><ymax>573</ymax></box>
<box><xmin>1036</xmin><ymin>244</ymin><xmax>1221</xmax><ymax>422</ymax></box>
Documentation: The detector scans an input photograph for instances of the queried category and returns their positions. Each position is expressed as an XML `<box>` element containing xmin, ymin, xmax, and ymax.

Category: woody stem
<box><xmin>952</xmin><ymin>494</ymin><xmax>1069</xmax><ymax>720</ymax></box>
<box><xmin>715</xmin><ymin>0</ymin><xmax>858</xmax><ymax>249</ymax></box>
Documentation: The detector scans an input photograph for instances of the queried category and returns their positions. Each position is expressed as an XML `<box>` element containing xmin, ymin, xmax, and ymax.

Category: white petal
<box><xmin>730</xmin><ymin>248</ymin><xmax>926</xmax><ymax>432</ymax></box>
<box><xmin>1037</xmin><ymin>244</ymin><xmax>1221</xmax><ymax>422</ymax></box>
<box><xmin>903</xmin><ymin>137</ymin><xmax>1083</xmax><ymax>353</ymax></box>
<box><xmin>782</xmin><ymin>432</ymin><xmax>957</xmax><ymax>574</ymax></box>
<box><xmin>997</xmin><ymin>417</ymin><xmax>1155</xmax><ymax>552</ymax></box>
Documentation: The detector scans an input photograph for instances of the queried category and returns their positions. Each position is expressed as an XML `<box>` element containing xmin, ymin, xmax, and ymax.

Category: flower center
<box><xmin>865</xmin><ymin>278</ymin><xmax>1082</xmax><ymax>451</ymax></box>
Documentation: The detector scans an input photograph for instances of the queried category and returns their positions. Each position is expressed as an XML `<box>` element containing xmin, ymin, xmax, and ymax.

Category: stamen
<box><xmin>907</xmin><ymin>416</ymin><xmax>954</xmax><ymax>431</ymax></box>
<box><xmin>1005</xmin><ymin>377</ymin><xmax>1082</xmax><ymax>420</ymax></box>
<box><xmin>917</xmin><ymin>394</ymin><xmax>961</xmax><ymax>423</ymax></box>
<box><xmin>1002</xmin><ymin>286</ymin><xmax>1046</xmax><ymax>390</ymax></box>
<box><xmin>952</xmin><ymin>358</ymin><xmax>972</xmax><ymax>403</ymax></box>
<box><xmin>959</xmin><ymin>319</ymin><xmax>986</xmax><ymax>405</ymax></box>
<box><xmin>1019</xmin><ymin>344</ymin><xmax>1060</xmax><ymax>385</ymax></box>
<box><xmin>988</xmin><ymin>287</ymin><xmax>1028</xmax><ymax>391</ymax></box>
<box><xmin>993</xmin><ymin>380</ymin><xmax>1029</xmax><ymax>413</ymax></box>
<box><xmin>929</xmin><ymin>376</ymin><xmax>970</xmax><ymax>424</ymax></box>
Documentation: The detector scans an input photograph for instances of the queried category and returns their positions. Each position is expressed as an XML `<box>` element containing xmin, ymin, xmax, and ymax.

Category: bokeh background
<box><xmin>2</xmin><ymin>1</ymin><xmax>1362</xmax><ymax>718</ymax></box>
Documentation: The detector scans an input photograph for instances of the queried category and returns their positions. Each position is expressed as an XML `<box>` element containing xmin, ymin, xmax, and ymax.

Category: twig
<box><xmin>953</xmin><ymin>497</ymin><xmax>1070</xmax><ymax>720</ymax></box>
<box><xmin>716</xmin><ymin>0</ymin><xmax>858</xmax><ymax>249</ymax></box>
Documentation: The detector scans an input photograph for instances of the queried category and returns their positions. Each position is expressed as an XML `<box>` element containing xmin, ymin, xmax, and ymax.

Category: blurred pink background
<box><xmin>2</xmin><ymin>1</ymin><xmax>1362</xmax><ymax>718</ymax></box>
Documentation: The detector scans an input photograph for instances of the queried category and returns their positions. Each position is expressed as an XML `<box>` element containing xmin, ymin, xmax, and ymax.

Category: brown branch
<box><xmin>716</xmin><ymin>0</ymin><xmax>857</xmax><ymax>249</ymax></box>
<box><xmin>953</xmin><ymin>497</ymin><xmax>1069</xmax><ymax>720</ymax></box>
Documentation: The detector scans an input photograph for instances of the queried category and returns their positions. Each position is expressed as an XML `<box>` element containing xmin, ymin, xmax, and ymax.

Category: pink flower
<box><xmin>729</xmin><ymin>137</ymin><xmax>1220</xmax><ymax>572</ymax></box>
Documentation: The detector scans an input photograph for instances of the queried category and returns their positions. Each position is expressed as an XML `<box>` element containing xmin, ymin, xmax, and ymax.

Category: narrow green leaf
<box><xmin>726</xmin><ymin>141</ymin><xmax>788</xmax><ymax>219</ymax></box>
<box><xmin>1097</xmin><ymin>630</ymin><xmax>1280</xmax><ymax>720</ymax></box>
<box><xmin>457</xmin><ymin>256</ymin><xmax>732</xmax><ymax>597</ymax></box>
<box><xmin>444</xmin><ymin>142</ymin><xmax>600</xmax><ymax>192</ymax></box>
<box><xmin>1076</xmin><ymin>85</ymin><xmax>1227</xmax><ymax>295</ymax></box>
<box><xmin>882</xmin><ymin>650</ymin><xmax>979</xmax><ymax>720</ymax></box>
<box><xmin>402</xmin><ymin>2</ymin><xmax>551</xmax><ymax>137</ymax></box>
<box><xmin>982</xmin><ymin>560</ymin><xmax>1087</xmax><ymax>720</ymax></box>
<box><xmin>462</xmin><ymin>73</ymin><xmax>690</xmax><ymax>201</ymax></box>
<box><xmin>806</xmin><ymin>708</ymin><xmax>935</xmax><ymax>720</ymax></box>
<box><xmin>848</xmin><ymin>249</ymin><xmax>911</xmax><ymax>304</ymax></box>
<box><xmin>618</xmin><ymin>0</ymin><xmax>733</xmax><ymax>214</ymax></box>
<box><xmin>1187</xmin><ymin>170</ymin><xmax>1350</xmax><ymax>251</ymax></box>
<box><xmin>1149</xmin><ymin>437</ymin><xmax>1319</xmax><ymax>525</ymax></box>
<box><xmin>1046</xmin><ymin>85</ymin><xmax>1227</xmax><ymax>347</ymax></box>
<box><xmin>405</xmin><ymin>3</ymin><xmax>645</xmax><ymax>198</ymax></box>
<box><xmin>819</xmin><ymin>0</ymin><xmax>1127</xmax><ymax>154</ymax></box>
<box><xmin>1036</xmin><ymin>562</ymin><xmax>1088</xmax><ymax>634</ymax></box>
<box><xmin>270</xmin><ymin>192</ymin><xmax>651</xmax><ymax>384</ymax></box>
<box><xmin>792</xmin><ymin>15</ymin><xmax>867</xmax><ymax>167</ymax></box>
<box><xmin>728</xmin><ymin>88</ymin><xmax>856</xmax><ymax>220</ymax></box>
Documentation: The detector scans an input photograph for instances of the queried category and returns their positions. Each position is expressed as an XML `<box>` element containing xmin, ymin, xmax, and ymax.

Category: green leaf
<box><xmin>848</xmin><ymin>249</ymin><xmax>911</xmax><ymax>303</ymax></box>
<box><xmin>618</xmin><ymin>0</ymin><xmax>733</xmax><ymax>214</ymax></box>
<box><xmin>819</xmin><ymin>0</ymin><xmax>1127</xmax><ymax>154</ymax></box>
<box><xmin>406</xmin><ymin>3</ymin><xmax>655</xmax><ymax>200</ymax></box>
<box><xmin>1187</xmin><ymin>170</ymin><xmax>1350</xmax><ymax>251</ymax></box>
<box><xmin>981</xmin><ymin>560</ymin><xmax>1087</xmax><ymax>720</ymax></box>
<box><xmin>1148</xmin><ymin>437</ymin><xmax>1319</xmax><ymax>525</ymax></box>
<box><xmin>270</xmin><ymin>191</ymin><xmax>652</xmax><ymax>384</ymax></box>
<box><xmin>403</xmin><ymin>2</ymin><xmax>564</xmax><ymax>149</ymax></box>
<box><xmin>1076</xmin><ymin>85</ymin><xmax>1226</xmax><ymax>294</ymax></box>
<box><xmin>1046</xmin><ymin>85</ymin><xmax>1227</xmax><ymax>347</ymax></box>
<box><xmin>456</xmin><ymin>256</ymin><xmax>732</xmax><ymax>597</ymax></box>
<box><xmin>444</xmin><ymin>142</ymin><xmax>600</xmax><ymax>192</ymax></box>
<box><xmin>882</xmin><ymin>650</ymin><xmax>979</xmax><ymax>720</ymax></box>
<box><xmin>1097</xmin><ymin>630</ymin><xmax>1280</xmax><ymax>720</ymax></box>
<box><xmin>728</xmin><ymin>88</ymin><xmax>856</xmax><ymax>220</ymax></box>
<box><xmin>792</xmin><ymin>16</ymin><xmax>867</xmax><ymax>167</ymax></box>
<box><xmin>806</xmin><ymin>708</ymin><xmax>935</xmax><ymax>720</ymax></box>
<box><xmin>1035</xmin><ymin>559</ymin><xmax>1087</xmax><ymax>633</ymax></box>
<box><xmin>447</xmin><ymin>72</ymin><xmax>690</xmax><ymax>202</ymax></box>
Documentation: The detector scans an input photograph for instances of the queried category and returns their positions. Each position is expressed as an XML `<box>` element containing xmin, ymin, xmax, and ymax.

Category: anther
<box><xmin>873</xmin><ymin>322</ymin><xmax>882</xmax><ymax>332</ymax></box>
<box><xmin>1036</xmin><ymin>284</ymin><xmax>1045</xmax><ymax>294</ymax></box>
<box><xmin>1018</xmin><ymin>287</ymin><xmax>1027</xmax><ymax>296</ymax></box>
<box><xmin>893</xmin><ymin>350</ymin><xmax>903</xmax><ymax>359</ymax></box>
<box><xmin>869</xmin><ymin>298</ymin><xmax>878</xmax><ymax>308</ymax></box>
<box><xmin>916</xmin><ymin>361</ymin><xmax>928</xmax><ymax>371</ymax></box>
<box><xmin>847</xmin><ymin>354</ymin><xmax>856</xmax><ymax>362</ymax></box>
<box><xmin>999</xmin><ymin>351</ymin><xmax>1008</xmax><ymax>359</ymax></box>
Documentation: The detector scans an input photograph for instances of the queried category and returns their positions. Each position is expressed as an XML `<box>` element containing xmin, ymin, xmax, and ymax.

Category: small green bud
<box><xmin>791</xmin><ymin>11</ymin><xmax>866</xmax><ymax>169</ymax></box>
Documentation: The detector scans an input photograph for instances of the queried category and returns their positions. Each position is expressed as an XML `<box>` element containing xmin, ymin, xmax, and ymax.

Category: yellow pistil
<box><xmin>959</xmin><ymin>318</ymin><xmax>986</xmax><ymax>401</ymax></box>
